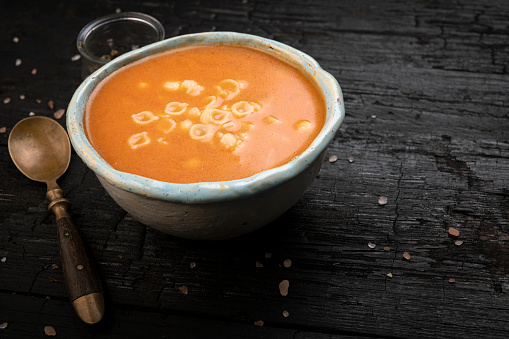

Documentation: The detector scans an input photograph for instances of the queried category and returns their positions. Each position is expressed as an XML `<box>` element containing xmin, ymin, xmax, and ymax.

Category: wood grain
<box><xmin>0</xmin><ymin>0</ymin><xmax>508</xmax><ymax>338</ymax></box>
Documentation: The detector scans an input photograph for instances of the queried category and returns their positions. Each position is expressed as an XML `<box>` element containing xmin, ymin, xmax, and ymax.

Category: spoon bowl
<box><xmin>8</xmin><ymin>116</ymin><xmax>104</xmax><ymax>324</ymax></box>
<box><xmin>9</xmin><ymin>116</ymin><xmax>70</xmax><ymax>183</ymax></box>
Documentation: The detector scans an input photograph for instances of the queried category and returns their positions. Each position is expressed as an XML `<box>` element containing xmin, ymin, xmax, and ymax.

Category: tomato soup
<box><xmin>85</xmin><ymin>45</ymin><xmax>326</xmax><ymax>183</ymax></box>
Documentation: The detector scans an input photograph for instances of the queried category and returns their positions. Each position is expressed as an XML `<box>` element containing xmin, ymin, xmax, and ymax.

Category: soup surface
<box><xmin>85</xmin><ymin>45</ymin><xmax>326</xmax><ymax>183</ymax></box>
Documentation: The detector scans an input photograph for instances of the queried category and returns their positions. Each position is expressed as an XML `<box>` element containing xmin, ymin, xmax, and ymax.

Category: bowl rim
<box><xmin>67</xmin><ymin>31</ymin><xmax>345</xmax><ymax>204</ymax></box>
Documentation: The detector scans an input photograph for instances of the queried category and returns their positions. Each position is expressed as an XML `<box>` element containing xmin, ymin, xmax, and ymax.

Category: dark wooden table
<box><xmin>1</xmin><ymin>1</ymin><xmax>508</xmax><ymax>338</ymax></box>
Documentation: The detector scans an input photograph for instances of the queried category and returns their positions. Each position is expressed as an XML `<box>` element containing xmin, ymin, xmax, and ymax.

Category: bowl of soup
<box><xmin>67</xmin><ymin>32</ymin><xmax>344</xmax><ymax>240</ymax></box>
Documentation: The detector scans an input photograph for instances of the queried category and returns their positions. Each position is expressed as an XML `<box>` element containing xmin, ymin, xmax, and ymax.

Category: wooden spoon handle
<box><xmin>56</xmin><ymin>216</ymin><xmax>105</xmax><ymax>324</ymax></box>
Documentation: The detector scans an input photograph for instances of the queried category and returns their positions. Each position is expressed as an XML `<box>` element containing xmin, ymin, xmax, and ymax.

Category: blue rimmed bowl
<box><xmin>67</xmin><ymin>32</ymin><xmax>345</xmax><ymax>240</ymax></box>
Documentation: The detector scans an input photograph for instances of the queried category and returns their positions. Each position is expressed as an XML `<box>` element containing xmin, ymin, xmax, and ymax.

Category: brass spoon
<box><xmin>8</xmin><ymin>116</ymin><xmax>104</xmax><ymax>324</ymax></box>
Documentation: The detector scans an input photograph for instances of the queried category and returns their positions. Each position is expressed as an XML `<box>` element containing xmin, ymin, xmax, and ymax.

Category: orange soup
<box><xmin>85</xmin><ymin>45</ymin><xmax>326</xmax><ymax>183</ymax></box>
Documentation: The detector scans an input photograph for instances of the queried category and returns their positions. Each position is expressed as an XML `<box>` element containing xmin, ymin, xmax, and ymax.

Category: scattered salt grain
<box><xmin>0</xmin><ymin>127</ymin><xmax>6</xmax><ymax>134</ymax></box>
<box><xmin>20</xmin><ymin>94</ymin><xmax>25</xmax><ymax>100</ymax></box>
<box><xmin>31</xmin><ymin>68</ymin><xmax>37</xmax><ymax>75</ymax></box>
<box><xmin>255</xmin><ymin>261</ymin><xmax>263</xmax><ymax>268</ymax></box>
<box><xmin>378</xmin><ymin>196</ymin><xmax>388</xmax><ymax>206</ymax></box>
<box><xmin>0</xmin><ymin>257</ymin><xmax>6</xmax><ymax>263</ymax></box>
<box><xmin>44</xmin><ymin>326</ymin><xmax>56</xmax><ymax>336</ymax></box>
<box><xmin>328</xmin><ymin>155</ymin><xmax>338</xmax><ymax>163</ymax></box>
<box><xmin>368</xmin><ymin>242</ymin><xmax>376</xmax><ymax>249</ymax></box>
<box><xmin>3</xmin><ymin>98</ymin><xmax>10</xmax><ymax>104</ymax></box>
<box><xmin>48</xmin><ymin>100</ymin><xmax>54</xmax><ymax>109</ymax></box>
<box><xmin>279</xmin><ymin>280</ymin><xmax>289</xmax><ymax>296</ymax></box>
<box><xmin>190</xmin><ymin>262</ymin><xmax>196</xmax><ymax>269</ymax></box>
<box><xmin>13</xmin><ymin>36</ymin><xmax>19</xmax><ymax>43</ymax></box>
<box><xmin>71</xmin><ymin>54</ymin><xmax>81</xmax><ymax>62</ymax></box>
<box><xmin>403</xmin><ymin>252</ymin><xmax>411</xmax><ymax>260</ymax></box>
<box><xmin>0</xmin><ymin>322</ymin><xmax>7</xmax><ymax>329</ymax></box>
<box><xmin>265</xmin><ymin>252</ymin><xmax>272</xmax><ymax>259</ymax></box>
<box><xmin>371</xmin><ymin>115</ymin><xmax>377</xmax><ymax>119</ymax></box>
<box><xmin>449</xmin><ymin>278</ymin><xmax>455</xmax><ymax>283</ymax></box>
<box><xmin>386</xmin><ymin>273</ymin><xmax>393</xmax><ymax>278</ymax></box>
<box><xmin>115</xmin><ymin>8</ymin><xmax>122</xmax><ymax>13</ymax></box>
<box><xmin>448</xmin><ymin>227</ymin><xmax>460</xmax><ymax>237</ymax></box>
<box><xmin>283</xmin><ymin>310</ymin><xmax>289</xmax><ymax>317</ymax></box>
<box><xmin>348</xmin><ymin>156</ymin><xmax>354</xmax><ymax>163</ymax></box>
<box><xmin>179</xmin><ymin>285</ymin><xmax>188</xmax><ymax>295</ymax></box>
<box><xmin>383</xmin><ymin>246</ymin><xmax>390</xmax><ymax>251</ymax></box>
<box><xmin>29</xmin><ymin>112</ymin><xmax>35</xmax><ymax>116</ymax></box>
<box><xmin>283</xmin><ymin>259</ymin><xmax>292</xmax><ymax>268</ymax></box>
<box><xmin>254</xmin><ymin>320</ymin><xmax>264</xmax><ymax>326</ymax></box>
<box><xmin>54</xmin><ymin>109</ymin><xmax>65</xmax><ymax>119</ymax></box>
<box><xmin>15</xmin><ymin>59</ymin><xmax>22</xmax><ymax>67</ymax></box>
<box><xmin>454</xmin><ymin>240</ymin><xmax>464</xmax><ymax>246</ymax></box>
<box><xmin>36</xmin><ymin>99</ymin><xmax>41</xmax><ymax>104</ymax></box>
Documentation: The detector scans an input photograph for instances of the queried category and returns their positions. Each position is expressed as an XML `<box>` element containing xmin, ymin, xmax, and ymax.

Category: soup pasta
<box><xmin>85</xmin><ymin>46</ymin><xmax>326</xmax><ymax>183</ymax></box>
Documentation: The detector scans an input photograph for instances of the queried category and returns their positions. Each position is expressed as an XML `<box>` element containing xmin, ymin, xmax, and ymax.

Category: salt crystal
<box><xmin>15</xmin><ymin>58</ymin><xmax>22</xmax><ymax>66</ymax></box>
<box><xmin>115</xmin><ymin>8</ymin><xmax>121</xmax><ymax>13</ymax></box>
<box><xmin>0</xmin><ymin>127</ymin><xmax>6</xmax><ymax>133</ymax></box>
<box><xmin>254</xmin><ymin>320</ymin><xmax>264</xmax><ymax>326</ymax></box>
<box><xmin>371</xmin><ymin>115</ymin><xmax>377</xmax><ymax>119</ymax></box>
<box><xmin>449</xmin><ymin>278</ymin><xmax>455</xmax><ymax>283</ymax></box>
<box><xmin>71</xmin><ymin>54</ymin><xmax>81</xmax><ymax>62</ymax></box>
<box><xmin>29</xmin><ymin>112</ymin><xmax>35</xmax><ymax>116</ymax></box>
<box><xmin>279</xmin><ymin>279</ymin><xmax>289</xmax><ymax>296</ymax></box>
<box><xmin>44</xmin><ymin>326</ymin><xmax>56</xmax><ymax>336</ymax></box>
<box><xmin>282</xmin><ymin>310</ymin><xmax>289</xmax><ymax>317</ymax></box>
<box><xmin>0</xmin><ymin>322</ymin><xmax>7</xmax><ymax>329</ymax></box>
<box><xmin>255</xmin><ymin>261</ymin><xmax>263</xmax><ymax>268</ymax></box>
<box><xmin>179</xmin><ymin>285</ymin><xmax>188</xmax><ymax>295</ymax></box>
<box><xmin>3</xmin><ymin>98</ymin><xmax>10</xmax><ymax>104</ymax></box>
<box><xmin>386</xmin><ymin>273</ymin><xmax>393</xmax><ymax>278</ymax></box>
<box><xmin>20</xmin><ymin>94</ymin><xmax>25</xmax><ymax>100</ymax></box>
<box><xmin>448</xmin><ymin>227</ymin><xmax>460</xmax><ymax>237</ymax></box>
<box><xmin>283</xmin><ymin>259</ymin><xmax>292</xmax><ymax>268</ymax></box>
<box><xmin>54</xmin><ymin>109</ymin><xmax>65</xmax><ymax>119</ymax></box>
<box><xmin>48</xmin><ymin>100</ymin><xmax>54</xmax><ymax>109</ymax></box>
<box><xmin>348</xmin><ymin>156</ymin><xmax>354</xmax><ymax>163</ymax></box>
<box><xmin>383</xmin><ymin>246</ymin><xmax>390</xmax><ymax>251</ymax></box>
<box><xmin>13</xmin><ymin>36</ymin><xmax>19</xmax><ymax>43</ymax></box>
<box><xmin>403</xmin><ymin>252</ymin><xmax>411</xmax><ymax>260</ymax></box>
<box><xmin>190</xmin><ymin>262</ymin><xmax>196</xmax><ymax>269</ymax></box>
<box><xmin>454</xmin><ymin>240</ymin><xmax>464</xmax><ymax>246</ymax></box>
<box><xmin>368</xmin><ymin>242</ymin><xmax>376</xmax><ymax>249</ymax></box>
<box><xmin>328</xmin><ymin>155</ymin><xmax>338</xmax><ymax>163</ymax></box>
<box><xmin>378</xmin><ymin>196</ymin><xmax>388</xmax><ymax>206</ymax></box>
<box><xmin>31</xmin><ymin>68</ymin><xmax>37</xmax><ymax>75</ymax></box>
<box><xmin>0</xmin><ymin>257</ymin><xmax>5</xmax><ymax>263</ymax></box>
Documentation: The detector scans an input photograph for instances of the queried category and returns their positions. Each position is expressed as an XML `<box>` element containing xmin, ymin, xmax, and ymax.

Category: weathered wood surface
<box><xmin>1</xmin><ymin>0</ymin><xmax>508</xmax><ymax>338</ymax></box>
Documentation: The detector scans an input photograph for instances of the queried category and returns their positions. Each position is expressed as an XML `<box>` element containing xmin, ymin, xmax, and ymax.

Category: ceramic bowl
<box><xmin>67</xmin><ymin>32</ymin><xmax>345</xmax><ymax>240</ymax></box>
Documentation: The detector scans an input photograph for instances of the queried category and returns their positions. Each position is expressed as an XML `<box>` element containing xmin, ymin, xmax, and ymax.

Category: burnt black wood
<box><xmin>1</xmin><ymin>0</ymin><xmax>508</xmax><ymax>338</ymax></box>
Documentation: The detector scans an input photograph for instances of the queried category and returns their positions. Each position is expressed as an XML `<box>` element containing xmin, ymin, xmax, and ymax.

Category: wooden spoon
<box><xmin>8</xmin><ymin>116</ymin><xmax>104</xmax><ymax>324</ymax></box>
